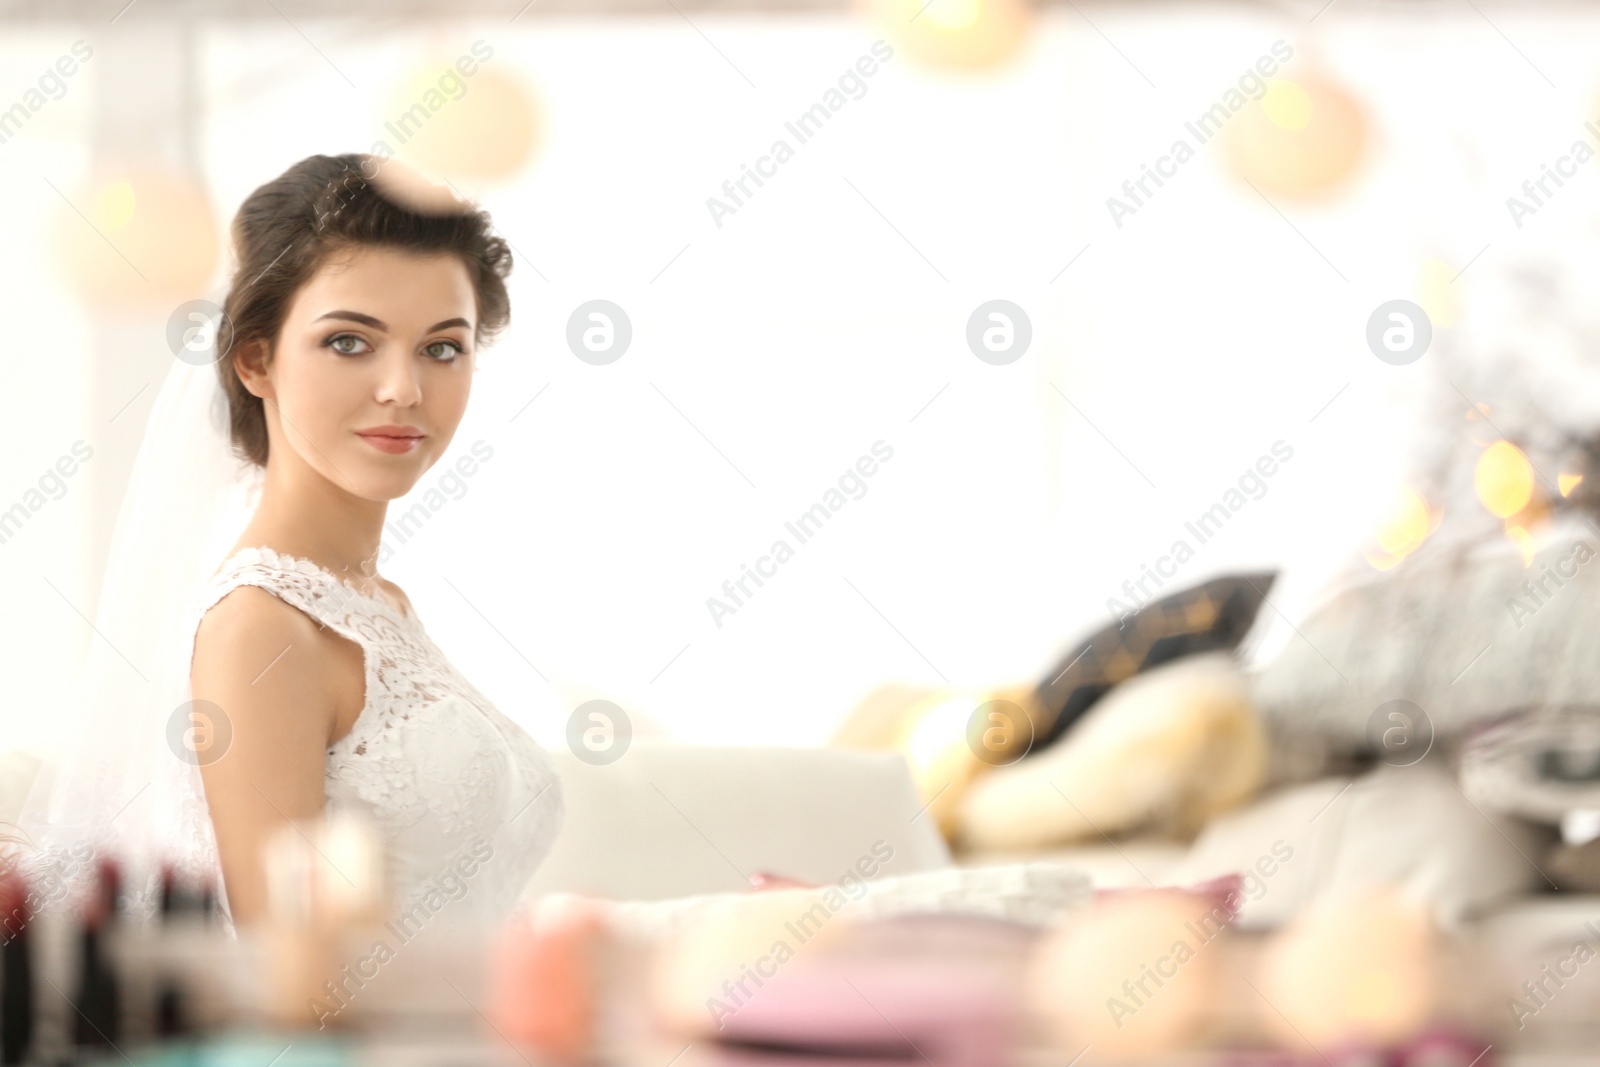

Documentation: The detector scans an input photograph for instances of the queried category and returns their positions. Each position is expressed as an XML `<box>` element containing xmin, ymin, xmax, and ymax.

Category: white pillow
<box><xmin>1171</xmin><ymin>760</ymin><xmax>1549</xmax><ymax>929</ymax></box>
<box><xmin>525</xmin><ymin>744</ymin><xmax>952</xmax><ymax>902</ymax></box>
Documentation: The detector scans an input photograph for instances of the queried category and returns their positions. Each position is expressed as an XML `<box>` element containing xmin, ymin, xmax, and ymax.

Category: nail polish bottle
<box><xmin>72</xmin><ymin>859</ymin><xmax>122</xmax><ymax>1054</ymax></box>
<box><xmin>0</xmin><ymin>870</ymin><xmax>35</xmax><ymax>1066</ymax></box>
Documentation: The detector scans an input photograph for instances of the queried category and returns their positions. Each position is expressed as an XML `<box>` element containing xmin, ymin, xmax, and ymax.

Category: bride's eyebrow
<box><xmin>313</xmin><ymin>310</ymin><xmax>471</xmax><ymax>333</ymax></box>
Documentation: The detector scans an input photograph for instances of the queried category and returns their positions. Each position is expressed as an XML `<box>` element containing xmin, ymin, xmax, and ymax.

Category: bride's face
<box><xmin>255</xmin><ymin>245</ymin><xmax>478</xmax><ymax>501</ymax></box>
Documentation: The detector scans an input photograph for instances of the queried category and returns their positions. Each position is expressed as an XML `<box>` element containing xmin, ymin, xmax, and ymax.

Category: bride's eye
<box><xmin>323</xmin><ymin>333</ymin><xmax>370</xmax><ymax>356</ymax></box>
<box><xmin>425</xmin><ymin>339</ymin><xmax>465</xmax><ymax>362</ymax></box>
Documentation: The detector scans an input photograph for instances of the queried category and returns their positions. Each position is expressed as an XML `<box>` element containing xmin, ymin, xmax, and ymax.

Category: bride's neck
<box><xmin>242</xmin><ymin>459</ymin><xmax>387</xmax><ymax>580</ymax></box>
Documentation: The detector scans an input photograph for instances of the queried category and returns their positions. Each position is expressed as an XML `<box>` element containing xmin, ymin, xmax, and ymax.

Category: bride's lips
<box><xmin>356</xmin><ymin>425</ymin><xmax>425</xmax><ymax>455</ymax></box>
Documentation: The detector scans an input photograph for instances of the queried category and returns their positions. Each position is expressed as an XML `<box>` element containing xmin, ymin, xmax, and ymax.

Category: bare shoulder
<box><xmin>193</xmin><ymin>584</ymin><xmax>324</xmax><ymax>668</ymax></box>
<box><xmin>191</xmin><ymin>585</ymin><xmax>362</xmax><ymax>739</ymax></box>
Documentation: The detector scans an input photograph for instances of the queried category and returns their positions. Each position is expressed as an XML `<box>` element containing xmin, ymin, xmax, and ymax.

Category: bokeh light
<box><xmin>1258</xmin><ymin>885</ymin><xmax>1437</xmax><ymax>1048</ymax></box>
<box><xmin>1224</xmin><ymin>75</ymin><xmax>1367</xmax><ymax>199</ymax></box>
<box><xmin>1028</xmin><ymin>891</ymin><xmax>1220</xmax><ymax>1058</ymax></box>
<box><xmin>48</xmin><ymin>163</ymin><xmax>219</xmax><ymax>314</ymax></box>
<box><xmin>1365</xmin><ymin>487</ymin><xmax>1433</xmax><ymax>569</ymax></box>
<box><xmin>385</xmin><ymin>63</ymin><xmax>541</xmax><ymax>184</ymax></box>
<box><xmin>863</xmin><ymin>0</ymin><xmax>1031</xmax><ymax>70</ymax></box>
<box><xmin>1475</xmin><ymin>440</ymin><xmax>1534</xmax><ymax>519</ymax></box>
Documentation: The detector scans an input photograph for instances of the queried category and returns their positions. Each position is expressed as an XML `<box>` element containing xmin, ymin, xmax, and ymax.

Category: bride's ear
<box><xmin>233</xmin><ymin>340</ymin><xmax>276</xmax><ymax>400</ymax></box>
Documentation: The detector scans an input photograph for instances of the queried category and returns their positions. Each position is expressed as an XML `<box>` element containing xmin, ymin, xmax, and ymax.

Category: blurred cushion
<box><xmin>1254</xmin><ymin>518</ymin><xmax>1600</xmax><ymax>777</ymax></box>
<box><xmin>1170</xmin><ymin>760</ymin><xmax>1550</xmax><ymax>930</ymax></box>
<box><xmin>829</xmin><ymin>683</ymin><xmax>1041</xmax><ymax>838</ymax></box>
<box><xmin>1458</xmin><ymin>703</ymin><xmax>1600</xmax><ymax>824</ymax></box>
<box><xmin>523</xmin><ymin>744</ymin><xmax>952</xmax><ymax>903</ymax></box>
<box><xmin>953</xmin><ymin>653</ymin><xmax>1267</xmax><ymax>852</ymax></box>
<box><xmin>1029</xmin><ymin>572</ymin><xmax>1276</xmax><ymax>751</ymax></box>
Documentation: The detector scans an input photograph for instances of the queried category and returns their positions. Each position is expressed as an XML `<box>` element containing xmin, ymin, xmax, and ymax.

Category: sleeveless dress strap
<box><xmin>195</xmin><ymin>545</ymin><xmax>400</xmax><ymax>632</ymax></box>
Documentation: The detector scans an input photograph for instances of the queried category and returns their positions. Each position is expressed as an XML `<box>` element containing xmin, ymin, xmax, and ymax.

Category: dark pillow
<box><xmin>1027</xmin><ymin>572</ymin><xmax>1276</xmax><ymax>751</ymax></box>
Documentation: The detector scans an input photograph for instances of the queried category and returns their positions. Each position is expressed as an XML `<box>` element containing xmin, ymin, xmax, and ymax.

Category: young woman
<box><xmin>191</xmin><ymin>153</ymin><xmax>564</xmax><ymax>929</ymax></box>
<box><xmin>18</xmin><ymin>153</ymin><xmax>563</xmax><ymax>933</ymax></box>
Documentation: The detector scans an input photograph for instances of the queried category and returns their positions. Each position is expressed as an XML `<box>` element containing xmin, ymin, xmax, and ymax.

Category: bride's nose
<box><xmin>374</xmin><ymin>348</ymin><xmax>424</xmax><ymax>407</ymax></box>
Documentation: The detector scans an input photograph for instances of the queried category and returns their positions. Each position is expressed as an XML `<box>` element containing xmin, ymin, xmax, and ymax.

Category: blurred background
<box><xmin>20</xmin><ymin>3</ymin><xmax>1600</xmax><ymax>1059</ymax></box>
<box><xmin>2</xmin><ymin>0</ymin><xmax>1593</xmax><ymax>761</ymax></box>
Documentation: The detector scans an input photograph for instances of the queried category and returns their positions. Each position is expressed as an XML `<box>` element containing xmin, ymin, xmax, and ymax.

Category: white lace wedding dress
<box><xmin>190</xmin><ymin>545</ymin><xmax>565</xmax><ymax>932</ymax></box>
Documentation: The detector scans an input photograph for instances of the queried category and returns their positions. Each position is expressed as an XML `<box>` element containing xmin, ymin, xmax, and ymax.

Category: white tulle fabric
<box><xmin>16</xmin><ymin>358</ymin><xmax>263</xmax><ymax>928</ymax></box>
<box><xmin>193</xmin><ymin>547</ymin><xmax>565</xmax><ymax>932</ymax></box>
<box><xmin>14</xmin><ymin>356</ymin><xmax>561</xmax><ymax>936</ymax></box>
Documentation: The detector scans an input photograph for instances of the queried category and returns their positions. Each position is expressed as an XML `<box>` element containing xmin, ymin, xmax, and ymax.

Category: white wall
<box><xmin>6</xmin><ymin>6</ymin><xmax>1599</xmax><ymax>756</ymax></box>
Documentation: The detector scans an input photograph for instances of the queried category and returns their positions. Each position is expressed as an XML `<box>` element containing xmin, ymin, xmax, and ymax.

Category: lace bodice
<box><xmin>190</xmin><ymin>546</ymin><xmax>564</xmax><ymax>932</ymax></box>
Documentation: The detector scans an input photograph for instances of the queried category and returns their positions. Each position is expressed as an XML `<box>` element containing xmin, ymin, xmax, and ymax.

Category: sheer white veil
<box><xmin>15</xmin><ymin>331</ymin><xmax>261</xmax><ymax>931</ymax></box>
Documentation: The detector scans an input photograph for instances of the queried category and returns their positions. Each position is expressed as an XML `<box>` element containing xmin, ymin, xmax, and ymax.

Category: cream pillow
<box><xmin>1172</xmin><ymin>761</ymin><xmax>1549</xmax><ymax>929</ymax></box>
<box><xmin>954</xmin><ymin>654</ymin><xmax>1266</xmax><ymax>852</ymax></box>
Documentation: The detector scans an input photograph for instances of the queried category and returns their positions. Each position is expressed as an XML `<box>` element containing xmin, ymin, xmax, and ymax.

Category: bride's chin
<box><xmin>340</xmin><ymin>462</ymin><xmax>426</xmax><ymax>501</ymax></box>
<box><xmin>368</xmin><ymin>475</ymin><xmax>425</xmax><ymax>502</ymax></box>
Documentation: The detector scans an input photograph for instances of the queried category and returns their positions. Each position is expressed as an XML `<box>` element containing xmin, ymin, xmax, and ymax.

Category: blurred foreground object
<box><xmin>1259</xmin><ymin>885</ymin><xmax>1438</xmax><ymax>1048</ymax></box>
<box><xmin>260</xmin><ymin>813</ymin><xmax>386</xmax><ymax>1029</ymax></box>
<box><xmin>1028</xmin><ymin>889</ymin><xmax>1226</xmax><ymax>1059</ymax></box>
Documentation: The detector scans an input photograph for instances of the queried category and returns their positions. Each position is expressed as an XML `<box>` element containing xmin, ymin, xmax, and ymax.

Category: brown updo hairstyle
<box><xmin>216</xmin><ymin>152</ymin><xmax>513</xmax><ymax>468</ymax></box>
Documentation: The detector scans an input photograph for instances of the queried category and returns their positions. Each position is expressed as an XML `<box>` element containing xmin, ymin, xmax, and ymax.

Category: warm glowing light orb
<box><xmin>1224</xmin><ymin>75</ymin><xmax>1367</xmax><ymax>199</ymax></box>
<box><xmin>650</xmin><ymin>889</ymin><xmax>851</xmax><ymax>1036</ymax></box>
<box><xmin>905</xmin><ymin>693</ymin><xmax>976</xmax><ymax>773</ymax></box>
<box><xmin>1476</xmin><ymin>441</ymin><xmax>1534</xmax><ymax>518</ymax></box>
<box><xmin>1261</xmin><ymin>80</ymin><xmax>1312</xmax><ymax>130</ymax></box>
<box><xmin>926</xmin><ymin>0</ymin><xmax>983</xmax><ymax>30</ymax></box>
<box><xmin>94</xmin><ymin>181</ymin><xmax>138</xmax><ymax>230</ymax></box>
<box><xmin>1415</xmin><ymin>259</ymin><xmax>1461</xmax><ymax>329</ymax></box>
<box><xmin>1507</xmin><ymin>525</ymin><xmax>1537</xmax><ymax>567</ymax></box>
<box><xmin>1258</xmin><ymin>885</ymin><xmax>1437</xmax><ymax>1047</ymax></box>
<box><xmin>1376</xmin><ymin>488</ymin><xmax>1431</xmax><ymax>557</ymax></box>
<box><xmin>863</xmin><ymin>0</ymin><xmax>1031</xmax><ymax>70</ymax></box>
<box><xmin>385</xmin><ymin>64</ymin><xmax>540</xmax><ymax>183</ymax></box>
<box><xmin>50</xmin><ymin>163</ymin><xmax>220</xmax><ymax>313</ymax></box>
<box><xmin>1028</xmin><ymin>892</ymin><xmax>1221</xmax><ymax>1059</ymax></box>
